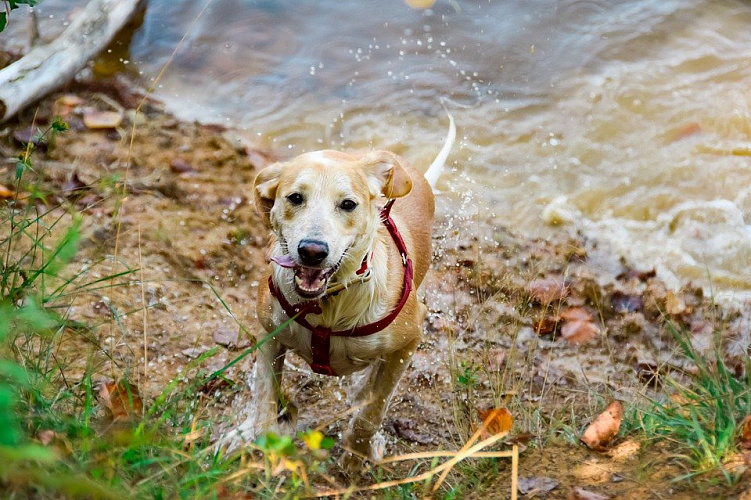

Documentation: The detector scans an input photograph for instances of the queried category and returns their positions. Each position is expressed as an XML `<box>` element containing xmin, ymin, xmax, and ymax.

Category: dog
<box><xmin>230</xmin><ymin>112</ymin><xmax>455</xmax><ymax>471</ymax></box>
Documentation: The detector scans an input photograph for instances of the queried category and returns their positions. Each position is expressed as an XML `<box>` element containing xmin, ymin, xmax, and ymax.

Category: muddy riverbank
<box><xmin>2</xmin><ymin>81</ymin><xmax>750</xmax><ymax>498</ymax></box>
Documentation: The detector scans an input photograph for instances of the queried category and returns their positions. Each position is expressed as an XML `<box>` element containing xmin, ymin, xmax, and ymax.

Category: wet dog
<box><xmin>230</xmin><ymin>114</ymin><xmax>454</xmax><ymax>471</ymax></box>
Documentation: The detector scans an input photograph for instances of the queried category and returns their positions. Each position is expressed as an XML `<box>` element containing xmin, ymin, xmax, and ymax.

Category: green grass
<box><xmin>0</xmin><ymin>121</ymin><xmax>339</xmax><ymax>498</ymax></box>
<box><xmin>627</xmin><ymin>320</ymin><xmax>751</xmax><ymax>483</ymax></box>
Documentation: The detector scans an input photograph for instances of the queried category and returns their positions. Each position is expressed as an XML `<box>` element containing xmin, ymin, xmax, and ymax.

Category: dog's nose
<box><xmin>298</xmin><ymin>239</ymin><xmax>329</xmax><ymax>266</ymax></box>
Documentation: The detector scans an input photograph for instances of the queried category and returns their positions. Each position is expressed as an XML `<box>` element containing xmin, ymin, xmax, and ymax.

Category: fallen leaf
<box><xmin>568</xmin><ymin>487</ymin><xmax>610</xmax><ymax>500</ymax></box>
<box><xmin>98</xmin><ymin>380</ymin><xmax>143</xmax><ymax>421</ymax></box>
<box><xmin>518</xmin><ymin>476</ymin><xmax>558</xmax><ymax>496</ymax></box>
<box><xmin>0</xmin><ymin>184</ymin><xmax>15</xmax><ymax>199</ymax></box>
<box><xmin>391</xmin><ymin>418</ymin><xmax>434</xmax><ymax>445</ymax></box>
<box><xmin>581</xmin><ymin>401</ymin><xmax>623</xmax><ymax>451</ymax></box>
<box><xmin>528</xmin><ymin>277</ymin><xmax>569</xmax><ymax>305</ymax></box>
<box><xmin>477</xmin><ymin>407</ymin><xmax>513</xmax><ymax>438</ymax></box>
<box><xmin>83</xmin><ymin>110</ymin><xmax>123</xmax><ymax>129</ymax></box>
<box><xmin>739</xmin><ymin>415</ymin><xmax>751</xmax><ymax>450</ymax></box>
<box><xmin>559</xmin><ymin>307</ymin><xmax>599</xmax><ymax>345</ymax></box>
<box><xmin>561</xmin><ymin>320</ymin><xmax>600</xmax><ymax>345</ymax></box>
<box><xmin>533</xmin><ymin>316</ymin><xmax>560</xmax><ymax>336</ymax></box>
<box><xmin>560</xmin><ymin>307</ymin><xmax>592</xmax><ymax>322</ymax></box>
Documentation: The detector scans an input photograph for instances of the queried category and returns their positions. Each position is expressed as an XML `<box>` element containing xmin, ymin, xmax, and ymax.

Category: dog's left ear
<box><xmin>253</xmin><ymin>162</ymin><xmax>285</xmax><ymax>227</ymax></box>
<box><xmin>361</xmin><ymin>151</ymin><xmax>412</xmax><ymax>199</ymax></box>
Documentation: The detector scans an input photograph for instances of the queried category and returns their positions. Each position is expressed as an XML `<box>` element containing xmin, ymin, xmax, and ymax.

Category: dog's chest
<box><xmin>273</xmin><ymin>317</ymin><xmax>392</xmax><ymax>375</ymax></box>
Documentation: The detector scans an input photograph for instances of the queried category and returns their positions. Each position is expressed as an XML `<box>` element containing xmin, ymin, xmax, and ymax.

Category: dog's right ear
<box><xmin>253</xmin><ymin>163</ymin><xmax>285</xmax><ymax>227</ymax></box>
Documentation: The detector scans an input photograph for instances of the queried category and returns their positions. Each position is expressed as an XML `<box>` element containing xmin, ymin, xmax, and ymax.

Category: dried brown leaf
<box><xmin>528</xmin><ymin>277</ymin><xmax>569</xmax><ymax>305</ymax></box>
<box><xmin>739</xmin><ymin>415</ymin><xmax>751</xmax><ymax>450</ymax></box>
<box><xmin>561</xmin><ymin>320</ymin><xmax>600</xmax><ymax>345</ymax></box>
<box><xmin>98</xmin><ymin>380</ymin><xmax>143</xmax><ymax>421</ymax></box>
<box><xmin>0</xmin><ymin>184</ymin><xmax>15</xmax><ymax>199</ymax></box>
<box><xmin>391</xmin><ymin>418</ymin><xmax>434</xmax><ymax>445</ymax></box>
<box><xmin>560</xmin><ymin>307</ymin><xmax>593</xmax><ymax>322</ymax></box>
<box><xmin>477</xmin><ymin>407</ymin><xmax>513</xmax><ymax>438</ymax></box>
<box><xmin>581</xmin><ymin>401</ymin><xmax>623</xmax><ymax>451</ymax></box>
<box><xmin>533</xmin><ymin>316</ymin><xmax>560</xmax><ymax>336</ymax></box>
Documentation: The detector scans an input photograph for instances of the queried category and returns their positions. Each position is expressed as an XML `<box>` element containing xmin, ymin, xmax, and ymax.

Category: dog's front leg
<box><xmin>342</xmin><ymin>337</ymin><xmax>419</xmax><ymax>472</ymax></box>
<box><xmin>235</xmin><ymin>334</ymin><xmax>290</xmax><ymax>442</ymax></box>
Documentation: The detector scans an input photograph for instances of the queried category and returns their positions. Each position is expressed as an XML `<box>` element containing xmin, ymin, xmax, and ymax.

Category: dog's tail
<box><xmin>423</xmin><ymin>103</ymin><xmax>456</xmax><ymax>192</ymax></box>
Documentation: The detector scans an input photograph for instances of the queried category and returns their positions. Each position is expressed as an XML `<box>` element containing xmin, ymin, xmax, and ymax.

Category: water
<box><xmin>6</xmin><ymin>0</ymin><xmax>751</xmax><ymax>302</ymax></box>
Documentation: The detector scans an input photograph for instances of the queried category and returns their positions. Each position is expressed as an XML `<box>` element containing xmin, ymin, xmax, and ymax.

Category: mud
<box><xmin>2</xmin><ymin>82</ymin><xmax>749</xmax><ymax>499</ymax></box>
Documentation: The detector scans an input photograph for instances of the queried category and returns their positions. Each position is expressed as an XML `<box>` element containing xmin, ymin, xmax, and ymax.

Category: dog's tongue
<box><xmin>271</xmin><ymin>255</ymin><xmax>296</xmax><ymax>268</ymax></box>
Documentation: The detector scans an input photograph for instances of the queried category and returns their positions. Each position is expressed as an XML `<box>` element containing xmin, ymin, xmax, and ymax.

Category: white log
<box><xmin>0</xmin><ymin>0</ymin><xmax>146</xmax><ymax>122</ymax></box>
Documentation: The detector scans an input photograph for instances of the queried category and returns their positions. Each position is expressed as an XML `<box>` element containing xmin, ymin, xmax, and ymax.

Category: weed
<box><xmin>628</xmin><ymin>320</ymin><xmax>751</xmax><ymax>483</ymax></box>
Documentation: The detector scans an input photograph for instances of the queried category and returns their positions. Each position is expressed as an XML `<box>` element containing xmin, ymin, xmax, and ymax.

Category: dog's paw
<box><xmin>369</xmin><ymin>431</ymin><xmax>385</xmax><ymax>462</ymax></box>
<box><xmin>339</xmin><ymin>432</ymin><xmax>385</xmax><ymax>476</ymax></box>
<box><xmin>339</xmin><ymin>449</ymin><xmax>371</xmax><ymax>477</ymax></box>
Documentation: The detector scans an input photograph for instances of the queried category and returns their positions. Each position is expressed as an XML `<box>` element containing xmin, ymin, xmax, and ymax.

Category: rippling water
<box><xmin>9</xmin><ymin>0</ymin><xmax>751</xmax><ymax>301</ymax></box>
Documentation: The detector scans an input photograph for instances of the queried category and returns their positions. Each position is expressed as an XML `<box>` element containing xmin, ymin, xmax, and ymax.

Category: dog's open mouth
<box><xmin>271</xmin><ymin>255</ymin><xmax>336</xmax><ymax>298</ymax></box>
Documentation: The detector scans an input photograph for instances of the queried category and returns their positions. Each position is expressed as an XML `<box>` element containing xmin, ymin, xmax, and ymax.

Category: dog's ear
<box><xmin>253</xmin><ymin>162</ymin><xmax>285</xmax><ymax>227</ymax></box>
<box><xmin>361</xmin><ymin>151</ymin><xmax>412</xmax><ymax>199</ymax></box>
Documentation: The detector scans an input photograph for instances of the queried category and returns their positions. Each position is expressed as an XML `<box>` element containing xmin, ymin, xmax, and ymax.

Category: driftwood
<box><xmin>0</xmin><ymin>0</ymin><xmax>146</xmax><ymax>122</ymax></box>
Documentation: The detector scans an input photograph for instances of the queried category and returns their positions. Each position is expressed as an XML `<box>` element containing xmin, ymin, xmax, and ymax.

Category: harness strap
<box><xmin>268</xmin><ymin>199</ymin><xmax>413</xmax><ymax>376</ymax></box>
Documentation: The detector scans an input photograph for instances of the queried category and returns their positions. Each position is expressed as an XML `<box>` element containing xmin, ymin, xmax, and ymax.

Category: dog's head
<box><xmin>254</xmin><ymin>150</ymin><xmax>412</xmax><ymax>300</ymax></box>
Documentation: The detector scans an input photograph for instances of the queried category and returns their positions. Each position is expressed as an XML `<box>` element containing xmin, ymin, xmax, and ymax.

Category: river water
<box><xmin>8</xmin><ymin>0</ymin><xmax>751</xmax><ymax>302</ymax></box>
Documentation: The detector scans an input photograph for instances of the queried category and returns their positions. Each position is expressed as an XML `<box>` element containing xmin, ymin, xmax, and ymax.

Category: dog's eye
<box><xmin>287</xmin><ymin>193</ymin><xmax>304</xmax><ymax>206</ymax></box>
<box><xmin>339</xmin><ymin>199</ymin><xmax>357</xmax><ymax>212</ymax></box>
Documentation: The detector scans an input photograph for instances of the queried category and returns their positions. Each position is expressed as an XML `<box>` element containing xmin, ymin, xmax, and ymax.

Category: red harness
<box><xmin>268</xmin><ymin>200</ymin><xmax>414</xmax><ymax>376</ymax></box>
